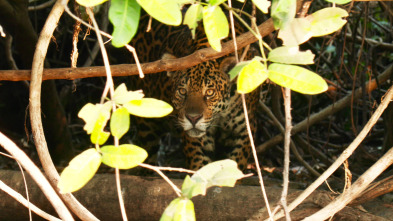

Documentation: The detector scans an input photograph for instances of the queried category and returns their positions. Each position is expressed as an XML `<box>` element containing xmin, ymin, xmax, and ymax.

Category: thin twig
<box><xmin>139</xmin><ymin>163</ymin><xmax>182</xmax><ymax>197</ymax></box>
<box><xmin>271</xmin><ymin>84</ymin><xmax>393</xmax><ymax>220</ymax></box>
<box><xmin>241</xmin><ymin>94</ymin><xmax>273</xmax><ymax>221</ymax></box>
<box><xmin>0</xmin><ymin>132</ymin><xmax>73</xmax><ymax>220</ymax></box>
<box><xmin>0</xmin><ymin>180</ymin><xmax>61</xmax><ymax>221</ymax></box>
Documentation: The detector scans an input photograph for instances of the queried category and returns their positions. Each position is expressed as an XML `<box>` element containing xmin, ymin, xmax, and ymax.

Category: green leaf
<box><xmin>160</xmin><ymin>198</ymin><xmax>196</xmax><ymax>221</ymax></box>
<box><xmin>136</xmin><ymin>0</ymin><xmax>182</xmax><ymax>26</ymax></box>
<box><xmin>325</xmin><ymin>0</ymin><xmax>352</xmax><ymax>5</ymax></box>
<box><xmin>58</xmin><ymin>149</ymin><xmax>102</xmax><ymax>193</ymax></box>
<box><xmin>90</xmin><ymin>126</ymin><xmax>110</xmax><ymax>145</ymax></box>
<box><xmin>271</xmin><ymin>0</ymin><xmax>296</xmax><ymax>29</ymax></box>
<box><xmin>78</xmin><ymin>102</ymin><xmax>112</xmax><ymax>134</ymax></box>
<box><xmin>268</xmin><ymin>63</ymin><xmax>328</xmax><ymax>94</ymax></box>
<box><xmin>109</xmin><ymin>0</ymin><xmax>141</xmax><ymax>47</ymax></box>
<box><xmin>228</xmin><ymin>61</ymin><xmax>251</xmax><ymax>80</ymax></box>
<box><xmin>208</xmin><ymin>0</ymin><xmax>227</xmax><ymax>6</ymax></box>
<box><xmin>237</xmin><ymin>60</ymin><xmax>268</xmax><ymax>94</ymax></box>
<box><xmin>268</xmin><ymin>46</ymin><xmax>315</xmax><ymax>64</ymax></box>
<box><xmin>252</xmin><ymin>0</ymin><xmax>271</xmax><ymax>14</ymax></box>
<box><xmin>202</xmin><ymin>5</ymin><xmax>229</xmax><ymax>52</ymax></box>
<box><xmin>113</xmin><ymin>83</ymin><xmax>144</xmax><ymax>105</ymax></box>
<box><xmin>124</xmin><ymin>98</ymin><xmax>173</xmax><ymax>118</ymax></box>
<box><xmin>181</xmin><ymin>160</ymin><xmax>244</xmax><ymax>198</ymax></box>
<box><xmin>101</xmin><ymin>144</ymin><xmax>148</xmax><ymax>169</ymax></box>
<box><xmin>110</xmin><ymin>107</ymin><xmax>130</xmax><ymax>139</ymax></box>
<box><xmin>183</xmin><ymin>4</ymin><xmax>203</xmax><ymax>39</ymax></box>
<box><xmin>278</xmin><ymin>17</ymin><xmax>312</xmax><ymax>46</ymax></box>
<box><xmin>309</xmin><ymin>7</ymin><xmax>348</xmax><ymax>37</ymax></box>
<box><xmin>76</xmin><ymin>0</ymin><xmax>108</xmax><ymax>7</ymax></box>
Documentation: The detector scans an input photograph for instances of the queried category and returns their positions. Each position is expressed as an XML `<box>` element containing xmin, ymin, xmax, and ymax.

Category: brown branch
<box><xmin>350</xmin><ymin>175</ymin><xmax>393</xmax><ymax>206</ymax></box>
<box><xmin>28</xmin><ymin>0</ymin><xmax>98</xmax><ymax>220</ymax></box>
<box><xmin>0</xmin><ymin>18</ymin><xmax>274</xmax><ymax>81</ymax></box>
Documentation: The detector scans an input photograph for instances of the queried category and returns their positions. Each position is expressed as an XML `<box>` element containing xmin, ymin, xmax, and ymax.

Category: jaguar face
<box><xmin>169</xmin><ymin>61</ymin><xmax>231</xmax><ymax>138</ymax></box>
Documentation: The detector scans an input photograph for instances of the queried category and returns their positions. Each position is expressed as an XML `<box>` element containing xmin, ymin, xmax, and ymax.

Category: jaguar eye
<box><xmin>178</xmin><ymin>88</ymin><xmax>187</xmax><ymax>96</ymax></box>
<box><xmin>206</xmin><ymin>89</ymin><xmax>215</xmax><ymax>97</ymax></box>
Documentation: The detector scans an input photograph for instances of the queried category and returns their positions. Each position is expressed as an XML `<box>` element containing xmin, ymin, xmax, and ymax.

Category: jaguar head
<box><xmin>168</xmin><ymin>58</ymin><xmax>235</xmax><ymax>138</ymax></box>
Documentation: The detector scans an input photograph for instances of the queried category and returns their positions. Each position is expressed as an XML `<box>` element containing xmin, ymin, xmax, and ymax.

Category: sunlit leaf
<box><xmin>78</xmin><ymin>102</ymin><xmax>112</xmax><ymax>134</ymax></box>
<box><xmin>228</xmin><ymin>61</ymin><xmax>251</xmax><ymax>80</ymax></box>
<box><xmin>136</xmin><ymin>0</ymin><xmax>182</xmax><ymax>26</ymax></box>
<box><xmin>183</xmin><ymin>3</ymin><xmax>203</xmax><ymax>39</ymax></box>
<box><xmin>58</xmin><ymin>149</ymin><xmax>102</xmax><ymax>193</ymax></box>
<box><xmin>110</xmin><ymin>107</ymin><xmax>130</xmax><ymax>139</ymax></box>
<box><xmin>124</xmin><ymin>98</ymin><xmax>173</xmax><ymax>118</ymax></box>
<box><xmin>268</xmin><ymin>46</ymin><xmax>315</xmax><ymax>64</ymax></box>
<box><xmin>181</xmin><ymin>159</ymin><xmax>244</xmax><ymax>198</ymax></box>
<box><xmin>309</xmin><ymin>7</ymin><xmax>348</xmax><ymax>37</ymax></box>
<box><xmin>278</xmin><ymin>17</ymin><xmax>312</xmax><ymax>46</ymax></box>
<box><xmin>237</xmin><ymin>60</ymin><xmax>268</xmax><ymax>94</ymax></box>
<box><xmin>208</xmin><ymin>0</ymin><xmax>227</xmax><ymax>6</ymax></box>
<box><xmin>90</xmin><ymin>126</ymin><xmax>110</xmax><ymax>145</ymax></box>
<box><xmin>113</xmin><ymin>83</ymin><xmax>144</xmax><ymax>105</ymax></box>
<box><xmin>109</xmin><ymin>0</ymin><xmax>140</xmax><ymax>47</ymax></box>
<box><xmin>76</xmin><ymin>0</ymin><xmax>108</xmax><ymax>7</ymax></box>
<box><xmin>202</xmin><ymin>5</ymin><xmax>229</xmax><ymax>52</ymax></box>
<box><xmin>101</xmin><ymin>144</ymin><xmax>148</xmax><ymax>169</ymax></box>
<box><xmin>160</xmin><ymin>198</ymin><xmax>195</xmax><ymax>221</ymax></box>
<box><xmin>271</xmin><ymin>0</ymin><xmax>296</xmax><ymax>29</ymax></box>
<box><xmin>268</xmin><ymin>63</ymin><xmax>328</xmax><ymax>94</ymax></box>
<box><xmin>252</xmin><ymin>0</ymin><xmax>271</xmax><ymax>14</ymax></box>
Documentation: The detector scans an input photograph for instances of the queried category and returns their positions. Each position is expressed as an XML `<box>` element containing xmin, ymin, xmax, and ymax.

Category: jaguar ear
<box><xmin>162</xmin><ymin>53</ymin><xmax>177</xmax><ymax>77</ymax></box>
<box><xmin>219</xmin><ymin>56</ymin><xmax>237</xmax><ymax>74</ymax></box>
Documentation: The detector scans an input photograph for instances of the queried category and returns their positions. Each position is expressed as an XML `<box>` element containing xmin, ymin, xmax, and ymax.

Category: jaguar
<box><xmin>128</xmin><ymin>14</ymin><xmax>260</xmax><ymax>171</ymax></box>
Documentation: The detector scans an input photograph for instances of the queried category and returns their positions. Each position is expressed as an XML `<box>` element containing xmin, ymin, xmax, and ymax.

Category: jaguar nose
<box><xmin>186</xmin><ymin>113</ymin><xmax>203</xmax><ymax>126</ymax></box>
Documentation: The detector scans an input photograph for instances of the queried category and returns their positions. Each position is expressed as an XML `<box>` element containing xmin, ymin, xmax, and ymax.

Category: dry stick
<box><xmin>304</xmin><ymin>145</ymin><xmax>393</xmax><ymax>220</ymax></box>
<box><xmin>0</xmin><ymin>132</ymin><xmax>72</xmax><ymax>220</ymax></box>
<box><xmin>0</xmin><ymin>180</ymin><xmax>61</xmax><ymax>221</ymax></box>
<box><xmin>270</xmin><ymin>83</ymin><xmax>393</xmax><ymax>221</ymax></box>
<box><xmin>257</xmin><ymin>64</ymin><xmax>393</xmax><ymax>153</ymax></box>
<box><xmin>0</xmin><ymin>18</ymin><xmax>275</xmax><ymax>81</ymax></box>
<box><xmin>242</xmin><ymin>94</ymin><xmax>273</xmax><ymax>221</ymax></box>
<box><xmin>29</xmin><ymin>0</ymin><xmax>99</xmax><ymax>220</ymax></box>
<box><xmin>279</xmin><ymin>88</ymin><xmax>292</xmax><ymax>221</ymax></box>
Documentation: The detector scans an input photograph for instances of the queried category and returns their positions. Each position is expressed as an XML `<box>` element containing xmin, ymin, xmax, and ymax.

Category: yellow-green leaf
<box><xmin>183</xmin><ymin>3</ymin><xmax>203</xmax><ymax>39</ymax></box>
<box><xmin>309</xmin><ymin>7</ymin><xmax>348</xmax><ymax>37</ymax></box>
<box><xmin>278</xmin><ymin>17</ymin><xmax>312</xmax><ymax>46</ymax></box>
<box><xmin>252</xmin><ymin>0</ymin><xmax>271</xmax><ymax>14</ymax></box>
<box><xmin>78</xmin><ymin>102</ymin><xmax>112</xmax><ymax>134</ymax></box>
<box><xmin>101</xmin><ymin>144</ymin><xmax>148</xmax><ymax>169</ymax></box>
<box><xmin>268</xmin><ymin>63</ymin><xmax>328</xmax><ymax>94</ymax></box>
<box><xmin>90</xmin><ymin>127</ymin><xmax>110</xmax><ymax>145</ymax></box>
<box><xmin>113</xmin><ymin>83</ymin><xmax>144</xmax><ymax>105</ymax></box>
<box><xmin>202</xmin><ymin>5</ymin><xmax>229</xmax><ymax>52</ymax></box>
<box><xmin>110</xmin><ymin>107</ymin><xmax>130</xmax><ymax>139</ymax></box>
<box><xmin>271</xmin><ymin>0</ymin><xmax>296</xmax><ymax>29</ymax></box>
<box><xmin>268</xmin><ymin>46</ymin><xmax>315</xmax><ymax>64</ymax></box>
<box><xmin>124</xmin><ymin>98</ymin><xmax>173</xmax><ymax>118</ymax></box>
<box><xmin>76</xmin><ymin>0</ymin><xmax>108</xmax><ymax>7</ymax></box>
<box><xmin>237</xmin><ymin>60</ymin><xmax>268</xmax><ymax>94</ymax></box>
<box><xmin>160</xmin><ymin>198</ymin><xmax>196</xmax><ymax>221</ymax></box>
<box><xmin>58</xmin><ymin>149</ymin><xmax>102</xmax><ymax>193</ymax></box>
<box><xmin>136</xmin><ymin>0</ymin><xmax>182</xmax><ymax>26</ymax></box>
<box><xmin>109</xmin><ymin>0</ymin><xmax>141</xmax><ymax>47</ymax></box>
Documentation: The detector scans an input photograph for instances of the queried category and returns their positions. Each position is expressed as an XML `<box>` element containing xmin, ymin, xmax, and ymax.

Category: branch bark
<box><xmin>28</xmin><ymin>0</ymin><xmax>98</xmax><ymax>220</ymax></box>
<box><xmin>0</xmin><ymin>18</ymin><xmax>274</xmax><ymax>81</ymax></box>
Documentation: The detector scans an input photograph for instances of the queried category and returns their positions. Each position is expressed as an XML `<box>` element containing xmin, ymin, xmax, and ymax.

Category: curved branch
<box><xmin>0</xmin><ymin>18</ymin><xmax>274</xmax><ymax>81</ymax></box>
<box><xmin>0</xmin><ymin>132</ymin><xmax>72</xmax><ymax>220</ymax></box>
<box><xmin>28</xmin><ymin>0</ymin><xmax>98</xmax><ymax>220</ymax></box>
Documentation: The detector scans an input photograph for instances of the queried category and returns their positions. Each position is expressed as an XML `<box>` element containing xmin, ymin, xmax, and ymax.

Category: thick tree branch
<box><xmin>0</xmin><ymin>18</ymin><xmax>274</xmax><ymax>81</ymax></box>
